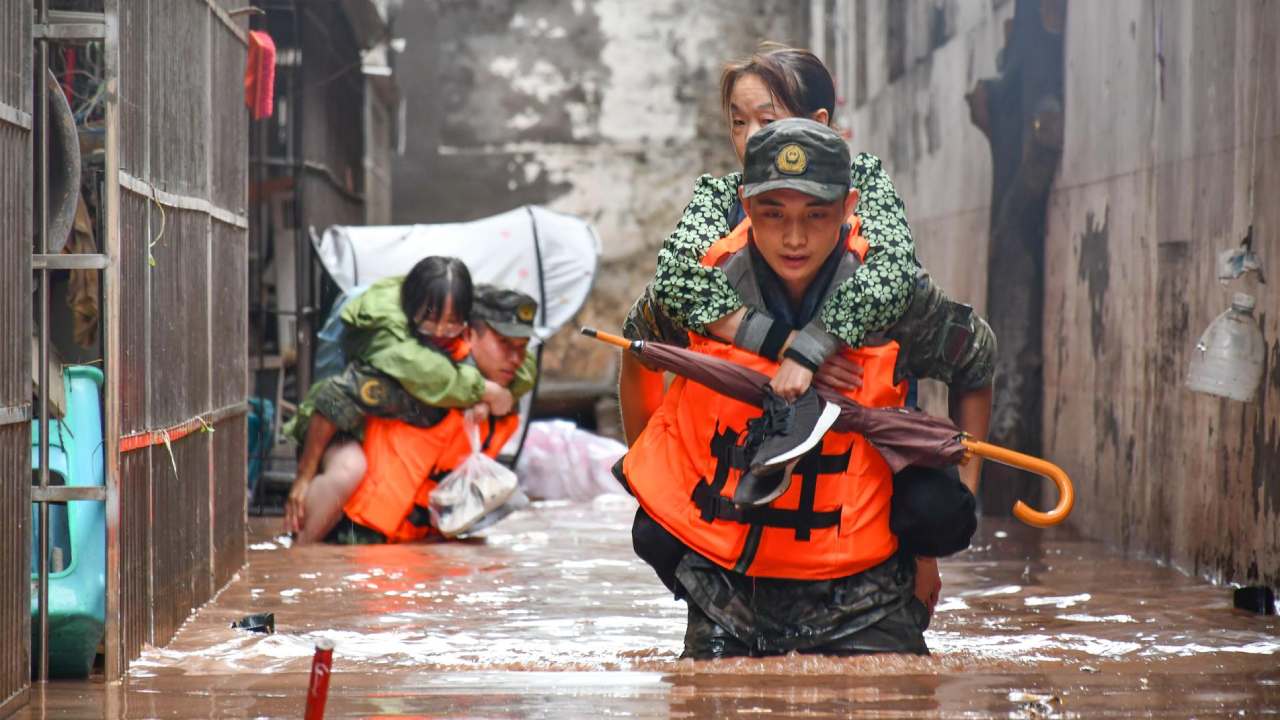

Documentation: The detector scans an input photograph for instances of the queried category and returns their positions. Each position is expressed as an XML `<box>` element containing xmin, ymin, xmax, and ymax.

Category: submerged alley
<box><xmin>2</xmin><ymin>1</ymin><xmax>1278</xmax><ymax>718</ymax></box>
<box><xmin>19</xmin><ymin>504</ymin><xmax>1280</xmax><ymax>717</ymax></box>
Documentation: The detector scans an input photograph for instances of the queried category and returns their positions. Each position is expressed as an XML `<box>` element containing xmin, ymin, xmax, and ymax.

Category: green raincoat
<box><xmin>285</xmin><ymin>277</ymin><xmax>538</xmax><ymax>443</ymax></box>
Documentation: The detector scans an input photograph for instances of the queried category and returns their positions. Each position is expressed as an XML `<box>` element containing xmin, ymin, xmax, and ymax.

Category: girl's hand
<box><xmin>915</xmin><ymin>556</ymin><xmax>941</xmax><ymax>612</ymax></box>
<box><xmin>284</xmin><ymin>473</ymin><xmax>312</xmax><ymax>535</ymax></box>
<box><xmin>815</xmin><ymin>354</ymin><xmax>864</xmax><ymax>392</ymax></box>
<box><xmin>482</xmin><ymin>380</ymin><xmax>515</xmax><ymax>416</ymax></box>
<box><xmin>769</xmin><ymin>358</ymin><xmax>814</xmax><ymax>401</ymax></box>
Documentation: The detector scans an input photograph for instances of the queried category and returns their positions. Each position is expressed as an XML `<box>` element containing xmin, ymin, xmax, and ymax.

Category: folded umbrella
<box><xmin>584</xmin><ymin>328</ymin><xmax>1073</xmax><ymax>528</ymax></box>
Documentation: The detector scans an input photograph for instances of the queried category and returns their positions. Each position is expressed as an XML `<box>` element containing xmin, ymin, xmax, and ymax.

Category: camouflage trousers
<box><xmin>676</xmin><ymin>551</ymin><xmax>930</xmax><ymax>659</ymax></box>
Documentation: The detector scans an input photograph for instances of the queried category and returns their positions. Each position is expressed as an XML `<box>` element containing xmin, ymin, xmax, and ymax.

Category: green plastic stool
<box><xmin>30</xmin><ymin>365</ymin><xmax>105</xmax><ymax>678</ymax></box>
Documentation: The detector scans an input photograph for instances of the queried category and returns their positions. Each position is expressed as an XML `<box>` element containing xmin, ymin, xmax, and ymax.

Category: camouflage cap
<box><xmin>741</xmin><ymin>118</ymin><xmax>851</xmax><ymax>203</ymax></box>
<box><xmin>473</xmin><ymin>284</ymin><xmax>538</xmax><ymax>338</ymax></box>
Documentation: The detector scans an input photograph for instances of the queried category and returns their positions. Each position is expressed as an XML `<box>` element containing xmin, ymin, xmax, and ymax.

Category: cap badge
<box><xmin>516</xmin><ymin>303</ymin><xmax>536</xmax><ymax>322</ymax></box>
<box><xmin>776</xmin><ymin>144</ymin><xmax>808</xmax><ymax>175</ymax></box>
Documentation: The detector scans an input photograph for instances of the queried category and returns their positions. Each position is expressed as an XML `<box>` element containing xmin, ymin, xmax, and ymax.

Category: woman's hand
<box><xmin>284</xmin><ymin>472</ymin><xmax>313</xmax><ymax>535</ymax></box>
<box><xmin>770</xmin><ymin>358</ymin><xmax>815</xmax><ymax>401</ymax></box>
<box><xmin>814</xmin><ymin>354</ymin><xmax>864</xmax><ymax>392</ymax></box>
<box><xmin>915</xmin><ymin>556</ymin><xmax>941</xmax><ymax>612</ymax></box>
<box><xmin>482</xmin><ymin>380</ymin><xmax>515</xmax><ymax>416</ymax></box>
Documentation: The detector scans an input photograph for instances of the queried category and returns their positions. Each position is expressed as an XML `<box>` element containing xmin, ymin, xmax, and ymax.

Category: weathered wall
<box><xmin>845</xmin><ymin>1</ymin><xmax>1012</xmax><ymax>313</ymax></box>
<box><xmin>848</xmin><ymin>0</ymin><xmax>1279</xmax><ymax>589</ymax></box>
<box><xmin>391</xmin><ymin>0</ymin><xmax>806</xmax><ymax>378</ymax></box>
<box><xmin>843</xmin><ymin>0</ymin><xmax>1013</xmax><ymax>411</ymax></box>
<box><xmin>1043</xmin><ymin>0</ymin><xmax>1278</xmax><ymax>588</ymax></box>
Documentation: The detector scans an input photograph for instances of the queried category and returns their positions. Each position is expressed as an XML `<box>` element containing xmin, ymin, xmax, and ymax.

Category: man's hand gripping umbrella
<box><xmin>583</xmin><ymin>327</ymin><xmax>1074</xmax><ymax>528</ymax></box>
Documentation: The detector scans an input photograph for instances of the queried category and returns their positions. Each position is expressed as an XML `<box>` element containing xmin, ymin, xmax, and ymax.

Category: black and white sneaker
<box><xmin>733</xmin><ymin>388</ymin><xmax>840</xmax><ymax>506</ymax></box>
<box><xmin>733</xmin><ymin>458</ymin><xmax>800</xmax><ymax>507</ymax></box>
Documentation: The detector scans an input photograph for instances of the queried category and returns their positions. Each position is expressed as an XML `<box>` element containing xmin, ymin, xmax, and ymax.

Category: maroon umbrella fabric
<box><xmin>631</xmin><ymin>340</ymin><xmax>967</xmax><ymax>472</ymax></box>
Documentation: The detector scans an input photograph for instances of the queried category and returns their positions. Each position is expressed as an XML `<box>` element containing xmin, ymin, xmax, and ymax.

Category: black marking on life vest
<box><xmin>406</xmin><ymin>505</ymin><xmax>432</xmax><ymax>528</ymax></box>
<box><xmin>734</xmin><ymin>524</ymin><xmax>764</xmax><ymax>574</ymax></box>
<box><xmin>693</xmin><ymin>427</ymin><xmax>854</xmax><ymax>552</ymax></box>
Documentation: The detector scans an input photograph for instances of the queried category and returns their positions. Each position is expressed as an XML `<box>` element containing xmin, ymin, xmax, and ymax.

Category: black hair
<box><xmin>721</xmin><ymin>42</ymin><xmax>837</xmax><ymax>125</ymax></box>
<box><xmin>400</xmin><ymin>256</ymin><xmax>473</xmax><ymax>331</ymax></box>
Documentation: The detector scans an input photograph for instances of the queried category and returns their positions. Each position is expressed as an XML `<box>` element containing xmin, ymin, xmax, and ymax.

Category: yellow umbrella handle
<box><xmin>961</xmin><ymin>439</ymin><xmax>1075</xmax><ymax>528</ymax></box>
<box><xmin>581</xmin><ymin>327</ymin><xmax>634</xmax><ymax>350</ymax></box>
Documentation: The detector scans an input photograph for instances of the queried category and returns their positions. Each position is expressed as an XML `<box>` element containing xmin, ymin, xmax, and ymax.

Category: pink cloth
<box><xmin>244</xmin><ymin>30</ymin><xmax>276</xmax><ymax>120</ymax></box>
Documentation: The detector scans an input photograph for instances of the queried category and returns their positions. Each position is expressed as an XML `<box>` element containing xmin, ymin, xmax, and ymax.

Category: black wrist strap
<box><xmin>759</xmin><ymin>320</ymin><xmax>791</xmax><ymax>361</ymax></box>
<box><xmin>783</xmin><ymin>346</ymin><xmax>820</xmax><ymax>372</ymax></box>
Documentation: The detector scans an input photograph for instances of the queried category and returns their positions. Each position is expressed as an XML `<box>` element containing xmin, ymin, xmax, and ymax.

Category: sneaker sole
<box><xmin>753</xmin><ymin>401</ymin><xmax>842</xmax><ymax>471</ymax></box>
<box><xmin>739</xmin><ymin>457</ymin><xmax>800</xmax><ymax>506</ymax></box>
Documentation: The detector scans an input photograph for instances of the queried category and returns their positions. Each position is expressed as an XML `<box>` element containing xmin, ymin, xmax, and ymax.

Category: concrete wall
<box><xmin>1044</xmin><ymin>0</ymin><xmax>1278</xmax><ymax>588</ymax></box>
<box><xmin>391</xmin><ymin>0</ymin><xmax>806</xmax><ymax>378</ymax></box>
<box><xmin>847</xmin><ymin>0</ymin><xmax>1279</xmax><ymax>589</ymax></box>
<box><xmin>844</xmin><ymin>0</ymin><xmax>1014</xmax><ymax>409</ymax></box>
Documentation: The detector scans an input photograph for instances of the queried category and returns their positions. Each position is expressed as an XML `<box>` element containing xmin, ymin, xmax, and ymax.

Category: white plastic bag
<box><xmin>428</xmin><ymin>411</ymin><xmax>519</xmax><ymax>537</ymax></box>
<box><xmin>515</xmin><ymin>420</ymin><xmax>628</xmax><ymax>501</ymax></box>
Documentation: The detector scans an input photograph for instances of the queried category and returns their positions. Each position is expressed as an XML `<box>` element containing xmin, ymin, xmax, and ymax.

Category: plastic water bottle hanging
<box><xmin>1186</xmin><ymin>293</ymin><xmax>1266</xmax><ymax>402</ymax></box>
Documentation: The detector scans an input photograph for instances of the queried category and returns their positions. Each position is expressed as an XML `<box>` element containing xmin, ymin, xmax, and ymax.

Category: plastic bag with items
<box><xmin>515</xmin><ymin>420</ymin><xmax>628</xmax><ymax>501</ymax></box>
<box><xmin>428</xmin><ymin>411</ymin><xmax>519</xmax><ymax>537</ymax></box>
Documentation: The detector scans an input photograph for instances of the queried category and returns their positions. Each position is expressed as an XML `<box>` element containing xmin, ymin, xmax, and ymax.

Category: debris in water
<box><xmin>1233</xmin><ymin>586</ymin><xmax>1276</xmax><ymax>615</ymax></box>
<box><xmin>231</xmin><ymin>613</ymin><xmax>275</xmax><ymax>634</ymax></box>
<box><xmin>1009</xmin><ymin>691</ymin><xmax>1061</xmax><ymax>705</ymax></box>
<box><xmin>1009</xmin><ymin>690</ymin><xmax>1062</xmax><ymax>717</ymax></box>
<box><xmin>1080</xmin><ymin>665</ymin><xmax>1099</xmax><ymax>673</ymax></box>
<box><xmin>305</xmin><ymin>638</ymin><xmax>335</xmax><ymax>720</ymax></box>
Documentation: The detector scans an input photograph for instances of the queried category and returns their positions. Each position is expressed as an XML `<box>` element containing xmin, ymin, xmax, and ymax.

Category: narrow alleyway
<box><xmin>20</xmin><ymin>498</ymin><xmax>1280</xmax><ymax>718</ymax></box>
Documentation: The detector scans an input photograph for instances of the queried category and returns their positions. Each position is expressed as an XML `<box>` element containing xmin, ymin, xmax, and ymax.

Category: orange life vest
<box><xmin>344</xmin><ymin>411</ymin><xmax>519</xmax><ymax>543</ymax></box>
<box><xmin>622</xmin><ymin>215</ymin><xmax>907</xmax><ymax>580</ymax></box>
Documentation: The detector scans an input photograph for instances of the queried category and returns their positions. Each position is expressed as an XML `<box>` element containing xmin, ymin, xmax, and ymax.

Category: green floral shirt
<box><xmin>652</xmin><ymin>152</ymin><xmax>917</xmax><ymax>347</ymax></box>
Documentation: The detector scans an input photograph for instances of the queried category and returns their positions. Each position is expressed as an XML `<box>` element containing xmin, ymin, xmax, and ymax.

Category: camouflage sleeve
<box><xmin>651</xmin><ymin>173</ymin><xmax>743</xmax><ymax>332</ymax></box>
<box><xmin>818</xmin><ymin>153</ymin><xmax>920</xmax><ymax>347</ymax></box>
<box><xmin>310</xmin><ymin>376</ymin><xmax>369</xmax><ymax>438</ymax></box>
<box><xmin>327</xmin><ymin>362</ymin><xmax>451</xmax><ymax>430</ymax></box>
<box><xmin>509</xmin><ymin>350</ymin><xmax>539</xmax><ymax>399</ymax></box>
<box><xmin>886</xmin><ymin>273</ymin><xmax>996</xmax><ymax>391</ymax></box>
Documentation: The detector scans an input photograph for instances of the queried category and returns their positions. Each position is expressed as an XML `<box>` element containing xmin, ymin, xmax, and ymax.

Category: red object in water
<box><xmin>244</xmin><ymin>30</ymin><xmax>276</xmax><ymax>120</ymax></box>
<box><xmin>304</xmin><ymin>638</ymin><xmax>335</xmax><ymax>720</ymax></box>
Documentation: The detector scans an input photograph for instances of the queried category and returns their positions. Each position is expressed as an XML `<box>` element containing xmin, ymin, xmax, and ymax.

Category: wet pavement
<box><xmin>20</xmin><ymin>496</ymin><xmax>1280</xmax><ymax>718</ymax></box>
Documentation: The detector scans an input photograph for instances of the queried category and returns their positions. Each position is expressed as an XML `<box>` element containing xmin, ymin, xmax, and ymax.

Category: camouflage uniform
<box><xmin>625</xmin><ymin>125</ymin><xmax>987</xmax><ymax>657</ymax></box>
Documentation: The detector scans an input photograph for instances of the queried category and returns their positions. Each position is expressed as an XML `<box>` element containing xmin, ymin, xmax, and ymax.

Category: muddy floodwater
<box><xmin>21</xmin><ymin>496</ymin><xmax>1280</xmax><ymax>718</ymax></box>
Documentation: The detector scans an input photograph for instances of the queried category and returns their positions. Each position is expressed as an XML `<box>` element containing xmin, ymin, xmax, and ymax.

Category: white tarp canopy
<box><xmin>312</xmin><ymin>205</ymin><xmax>600</xmax><ymax>337</ymax></box>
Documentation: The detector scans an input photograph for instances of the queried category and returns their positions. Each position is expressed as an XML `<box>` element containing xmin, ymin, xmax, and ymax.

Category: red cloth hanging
<box><xmin>244</xmin><ymin>30</ymin><xmax>276</xmax><ymax>120</ymax></box>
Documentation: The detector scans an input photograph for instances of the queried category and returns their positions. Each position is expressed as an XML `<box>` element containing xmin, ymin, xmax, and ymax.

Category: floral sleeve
<box><xmin>650</xmin><ymin>153</ymin><xmax>918</xmax><ymax>347</ymax></box>
<box><xmin>817</xmin><ymin>153</ymin><xmax>918</xmax><ymax>346</ymax></box>
<box><xmin>651</xmin><ymin>173</ymin><xmax>743</xmax><ymax>333</ymax></box>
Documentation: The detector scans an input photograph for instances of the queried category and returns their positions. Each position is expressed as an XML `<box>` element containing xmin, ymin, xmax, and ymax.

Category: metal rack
<box><xmin>20</xmin><ymin>1</ymin><xmax>253</xmax><ymax>693</ymax></box>
<box><xmin>31</xmin><ymin>0</ymin><xmax>113</xmax><ymax>685</ymax></box>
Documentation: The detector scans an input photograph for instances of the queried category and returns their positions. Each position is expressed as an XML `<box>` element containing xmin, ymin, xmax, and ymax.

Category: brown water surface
<box><xmin>20</xmin><ymin>496</ymin><xmax>1280</xmax><ymax>718</ymax></box>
